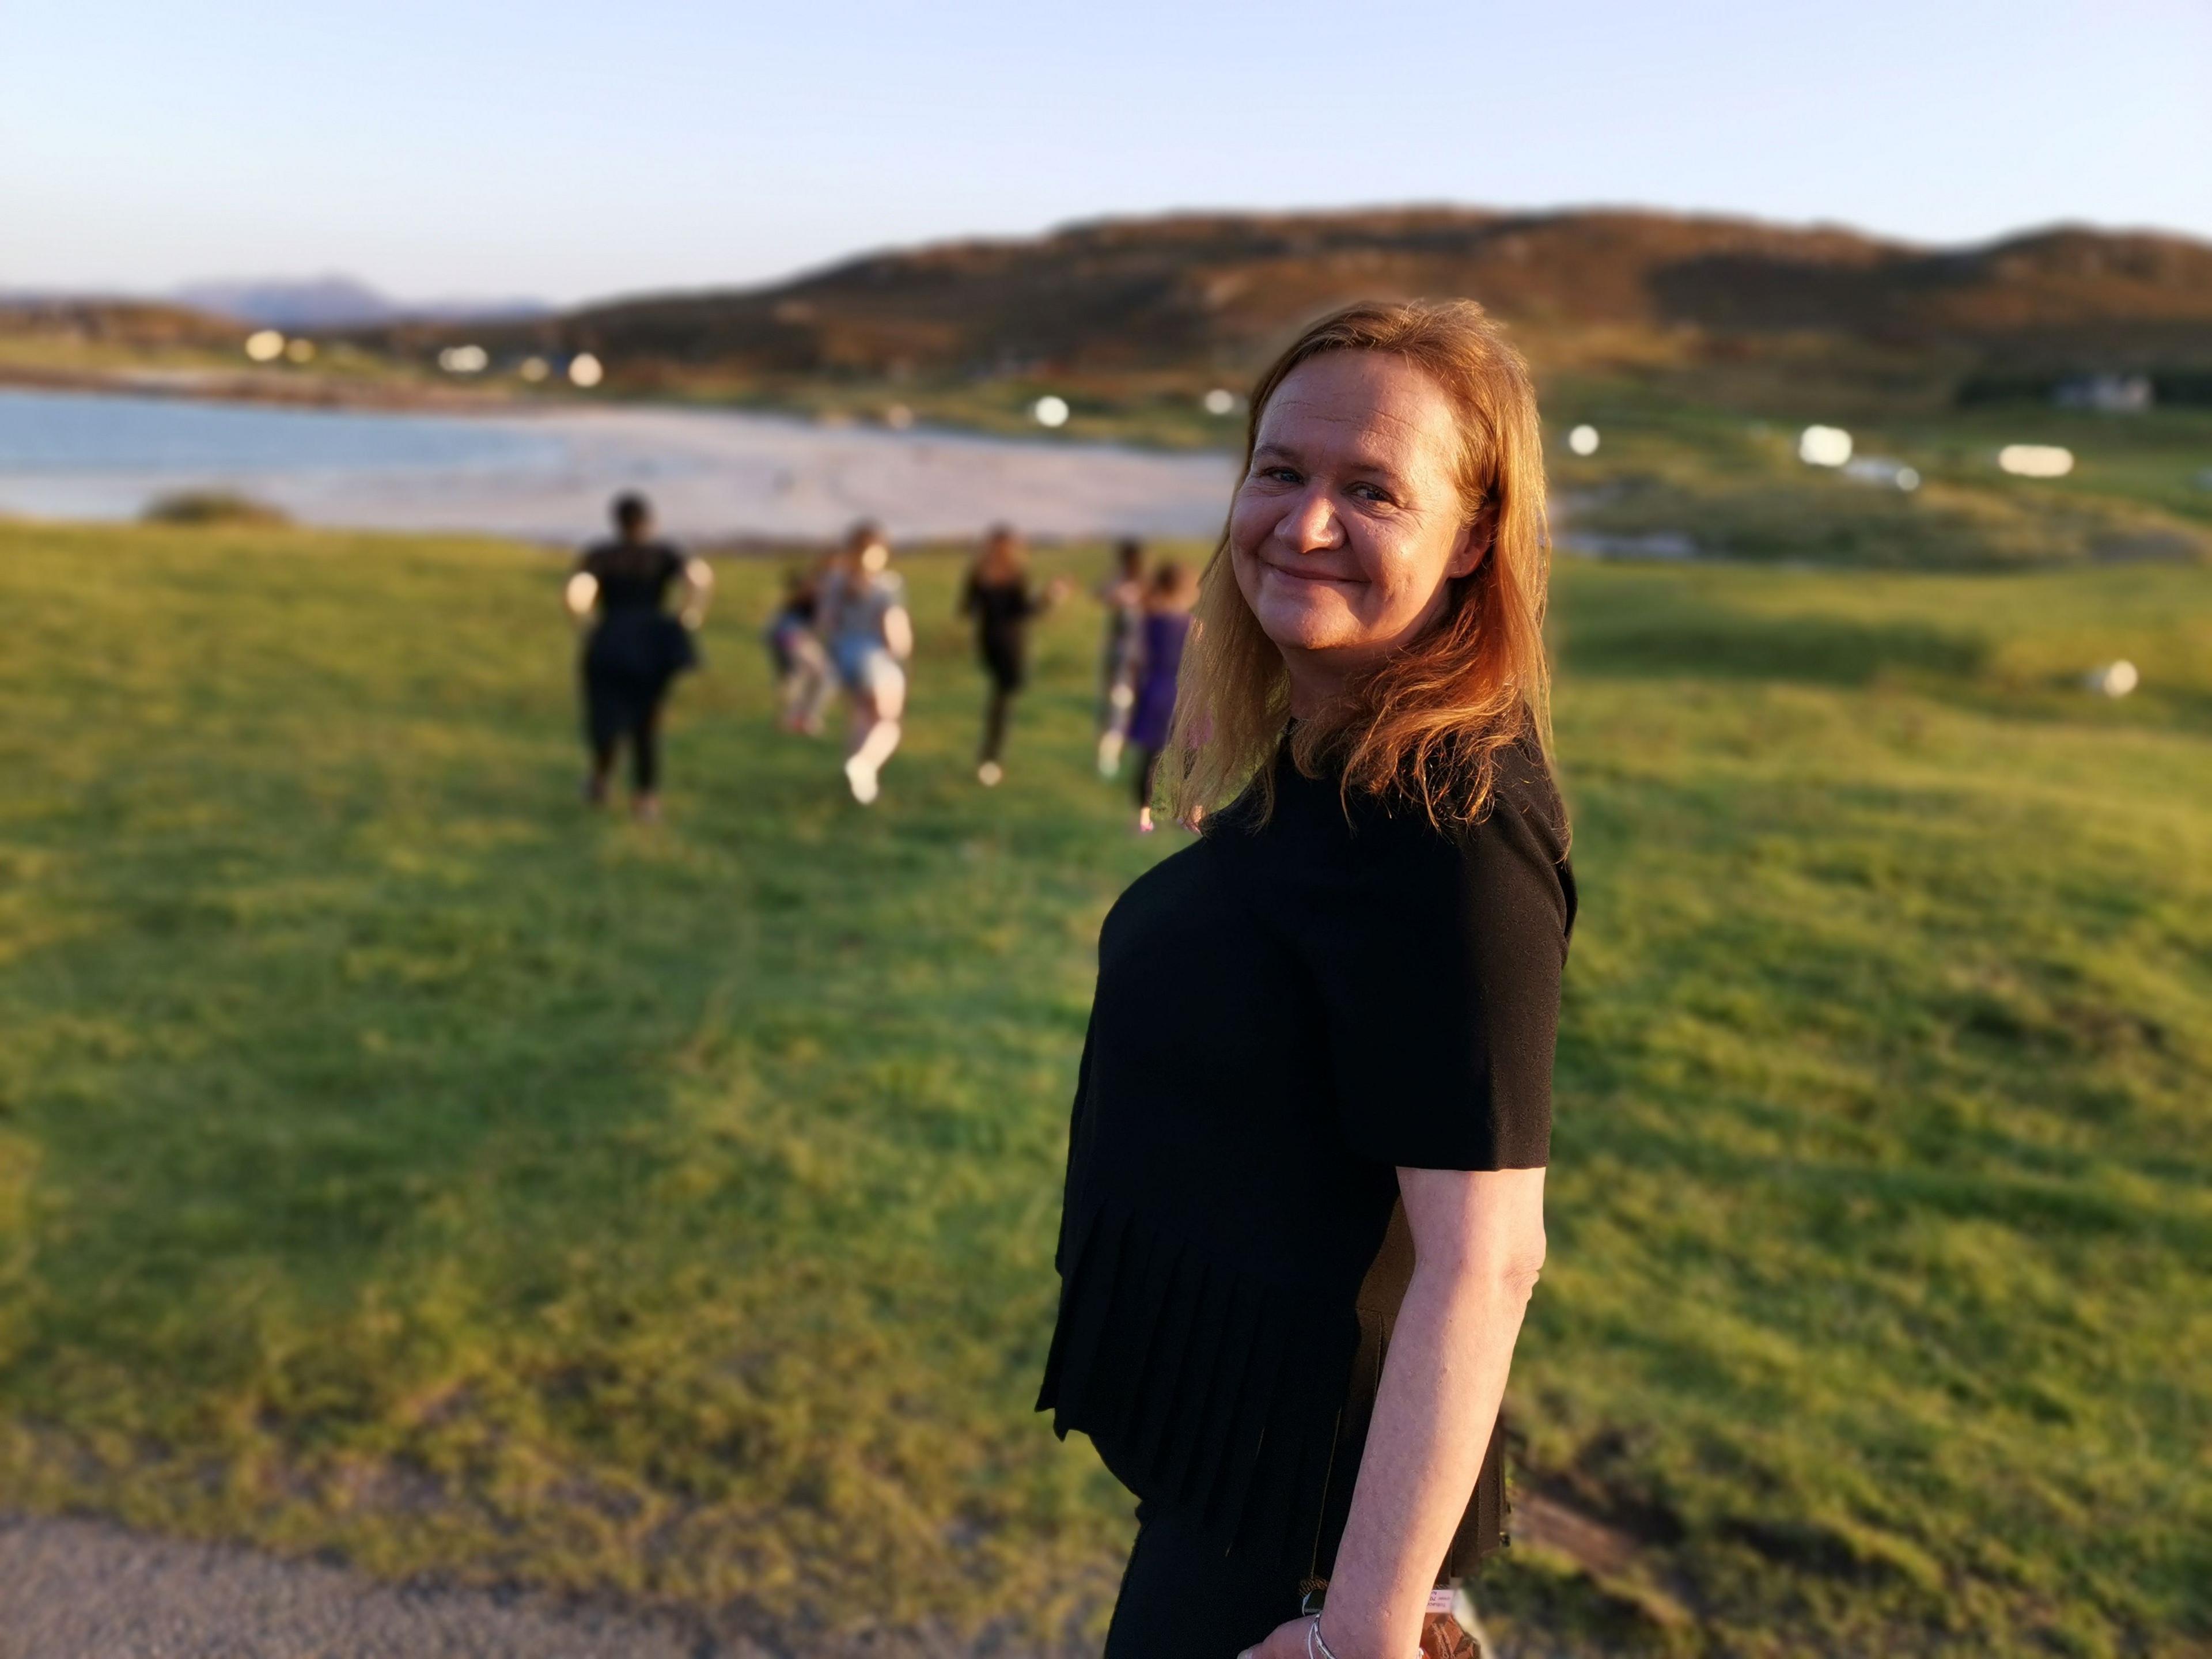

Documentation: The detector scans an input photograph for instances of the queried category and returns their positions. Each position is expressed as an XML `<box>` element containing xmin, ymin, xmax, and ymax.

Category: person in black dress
<box><xmin>1037</xmin><ymin>300</ymin><xmax>1570</xmax><ymax>1659</ymax></box>
<box><xmin>960</xmin><ymin>524</ymin><xmax>1069</xmax><ymax>787</ymax></box>
<box><xmin>565</xmin><ymin>492</ymin><xmax>711</xmax><ymax>821</ymax></box>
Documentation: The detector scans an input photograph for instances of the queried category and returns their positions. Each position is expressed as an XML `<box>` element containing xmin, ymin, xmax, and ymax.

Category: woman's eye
<box><xmin>1349</xmin><ymin>483</ymin><xmax>1392</xmax><ymax>505</ymax></box>
<box><xmin>1259</xmin><ymin>466</ymin><xmax>1301</xmax><ymax>484</ymax></box>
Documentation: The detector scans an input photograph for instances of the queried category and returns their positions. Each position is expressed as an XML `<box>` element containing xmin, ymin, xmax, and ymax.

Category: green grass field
<box><xmin>1</xmin><ymin>519</ymin><xmax>2207</xmax><ymax>1656</ymax></box>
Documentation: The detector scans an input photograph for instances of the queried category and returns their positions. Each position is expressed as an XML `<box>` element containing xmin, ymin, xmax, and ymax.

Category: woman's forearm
<box><xmin>1321</xmin><ymin>1254</ymin><xmax>1540</xmax><ymax>1658</ymax></box>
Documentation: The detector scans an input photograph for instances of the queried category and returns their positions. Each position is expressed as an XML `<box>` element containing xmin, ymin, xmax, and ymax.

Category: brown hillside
<box><xmin>456</xmin><ymin>208</ymin><xmax>2212</xmax><ymax>383</ymax></box>
<box><xmin>0</xmin><ymin>298</ymin><xmax>240</xmax><ymax>350</ymax></box>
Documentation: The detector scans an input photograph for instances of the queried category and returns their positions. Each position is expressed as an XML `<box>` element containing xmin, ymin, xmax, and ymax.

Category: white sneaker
<box><xmin>844</xmin><ymin>755</ymin><xmax>881</xmax><ymax>804</ymax></box>
<box><xmin>977</xmin><ymin>760</ymin><xmax>1004</xmax><ymax>787</ymax></box>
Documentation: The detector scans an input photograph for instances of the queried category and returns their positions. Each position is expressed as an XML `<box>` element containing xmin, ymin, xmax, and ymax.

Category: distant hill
<box><xmin>444</xmin><ymin>207</ymin><xmax>2212</xmax><ymax>389</ymax></box>
<box><xmin>0</xmin><ymin>296</ymin><xmax>239</xmax><ymax>349</ymax></box>
<box><xmin>176</xmin><ymin>276</ymin><xmax>549</xmax><ymax>332</ymax></box>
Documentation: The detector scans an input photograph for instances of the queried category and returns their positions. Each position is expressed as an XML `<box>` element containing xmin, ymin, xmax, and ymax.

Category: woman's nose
<box><xmin>1278</xmin><ymin>487</ymin><xmax>1341</xmax><ymax>552</ymax></box>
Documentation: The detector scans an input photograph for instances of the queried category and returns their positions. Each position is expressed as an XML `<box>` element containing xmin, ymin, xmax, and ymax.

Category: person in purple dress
<box><xmin>1125</xmin><ymin>560</ymin><xmax>1198</xmax><ymax>833</ymax></box>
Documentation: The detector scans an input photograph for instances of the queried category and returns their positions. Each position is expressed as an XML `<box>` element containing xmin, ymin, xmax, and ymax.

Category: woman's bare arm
<box><xmin>884</xmin><ymin>605</ymin><xmax>915</xmax><ymax>660</ymax></box>
<box><xmin>1246</xmin><ymin>1166</ymin><xmax>1546</xmax><ymax>1659</ymax></box>
<box><xmin>680</xmin><ymin>556</ymin><xmax>715</xmax><ymax>628</ymax></box>
<box><xmin>563</xmin><ymin>570</ymin><xmax>599</xmax><ymax>626</ymax></box>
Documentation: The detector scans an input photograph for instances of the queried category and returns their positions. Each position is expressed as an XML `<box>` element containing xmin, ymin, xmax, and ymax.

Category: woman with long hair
<box><xmin>565</xmin><ymin>491</ymin><xmax>711</xmax><ymax>822</ymax></box>
<box><xmin>1037</xmin><ymin>300</ymin><xmax>1573</xmax><ymax>1659</ymax></box>
<box><xmin>960</xmin><ymin>523</ymin><xmax>1068</xmax><ymax>787</ymax></box>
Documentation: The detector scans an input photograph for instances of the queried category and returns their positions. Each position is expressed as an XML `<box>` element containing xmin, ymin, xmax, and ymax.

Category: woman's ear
<box><xmin>1446</xmin><ymin>507</ymin><xmax>1495</xmax><ymax>579</ymax></box>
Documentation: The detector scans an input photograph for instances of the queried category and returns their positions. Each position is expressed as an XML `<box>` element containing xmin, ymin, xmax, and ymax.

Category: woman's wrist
<box><xmin>1308</xmin><ymin>1612</ymin><xmax>1420</xmax><ymax>1659</ymax></box>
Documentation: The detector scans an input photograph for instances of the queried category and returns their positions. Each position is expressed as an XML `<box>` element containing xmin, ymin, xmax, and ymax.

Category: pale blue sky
<box><xmin>7</xmin><ymin>0</ymin><xmax>2208</xmax><ymax>305</ymax></box>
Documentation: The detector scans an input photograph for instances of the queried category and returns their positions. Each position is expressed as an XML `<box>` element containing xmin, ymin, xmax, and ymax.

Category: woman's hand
<box><xmin>1238</xmin><ymin>1614</ymin><xmax>1313</xmax><ymax>1659</ymax></box>
<box><xmin>1238</xmin><ymin>1613</ymin><xmax>1417</xmax><ymax>1659</ymax></box>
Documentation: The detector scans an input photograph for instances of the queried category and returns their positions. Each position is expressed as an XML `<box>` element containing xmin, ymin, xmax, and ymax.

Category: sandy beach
<box><xmin>0</xmin><ymin>388</ymin><xmax>1238</xmax><ymax>543</ymax></box>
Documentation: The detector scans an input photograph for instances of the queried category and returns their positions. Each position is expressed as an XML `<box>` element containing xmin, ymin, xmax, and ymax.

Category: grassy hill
<box><xmin>328</xmin><ymin>207</ymin><xmax>2212</xmax><ymax>463</ymax></box>
<box><xmin>391</xmin><ymin>209</ymin><xmax>2212</xmax><ymax>403</ymax></box>
<box><xmin>0</xmin><ymin>298</ymin><xmax>245</xmax><ymax>380</ymax></box>
<box><xmin>21</xmin><ymin>210</ymin><xmax>2212</xmax><ymax>450</ymax></box>
<box><xmin>0</xmin><ymin>520</ymin><xmax>2207</xmax><ymax>1655</ymax></box>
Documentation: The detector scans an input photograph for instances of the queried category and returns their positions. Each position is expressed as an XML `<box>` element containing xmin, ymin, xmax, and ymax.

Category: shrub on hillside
<box><xmin>141</xmin><ymin>490</ymin><xmax>291</xmax><ymax>527</ymax></box>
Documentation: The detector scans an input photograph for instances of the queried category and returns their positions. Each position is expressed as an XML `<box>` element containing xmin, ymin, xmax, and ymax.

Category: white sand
<box><xmin>0</xmin><ymin>395</ymin><xmax>1238</xmax><ymax>544</ymax></box>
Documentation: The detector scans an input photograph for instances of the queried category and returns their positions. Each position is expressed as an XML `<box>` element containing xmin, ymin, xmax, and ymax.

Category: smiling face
<box><xmin>1228</xmin><ymin>350</ymin><xmax>1483</xmax><ymax>712</ymax></box>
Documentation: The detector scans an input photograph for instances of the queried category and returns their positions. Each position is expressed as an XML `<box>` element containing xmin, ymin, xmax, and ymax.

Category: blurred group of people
<box><xmin>569</xmin><ymin>497</ymin><xmax>1197</xmax><ymax>828</ymax></box>
<box><xmin>763</xmin><ymin>520</ymin><xmax>1196</xmax><ymax>826</ymax></box>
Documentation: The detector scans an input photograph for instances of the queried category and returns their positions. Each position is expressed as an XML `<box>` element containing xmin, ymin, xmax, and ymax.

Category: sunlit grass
<box><xmin>0</xmin><ymin>520</ymin><xmax>2205</xmax><ymax>1654</ymax></box>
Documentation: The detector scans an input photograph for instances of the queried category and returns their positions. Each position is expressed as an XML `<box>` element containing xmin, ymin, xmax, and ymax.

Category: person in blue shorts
<box><xmin>817</xmin><ymin>520</ymin><xmax>913</xmax><ymax>805</ymax></box>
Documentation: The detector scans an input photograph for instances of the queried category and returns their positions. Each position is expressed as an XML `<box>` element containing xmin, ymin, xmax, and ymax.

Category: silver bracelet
<box><xmin>1307</xmin><ymin>1608</ymin><xmax>1429</xmax><ymax>1659</ymax></box>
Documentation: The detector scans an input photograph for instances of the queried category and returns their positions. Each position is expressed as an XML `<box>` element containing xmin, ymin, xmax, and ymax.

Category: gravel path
<box><xmin>0</xmin><ymin>1514</ymin><xmax>728</xmax><ymax>1659</ymax></box>
<box><xmin>0</xmin><ymin>1514</ymin><xmax>1089</xmax><ymax>1659</ymax></box>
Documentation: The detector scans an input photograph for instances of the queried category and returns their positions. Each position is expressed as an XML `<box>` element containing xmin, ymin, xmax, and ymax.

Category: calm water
<box><xmin>0</xmin><ymin>388</ymin><xmax>567</xmax><ymax>474</ymax></box>
<box><xmin>0</xmin><ymin>387</ymin><xmax>1236</xmax><ymax>540</ymax></box>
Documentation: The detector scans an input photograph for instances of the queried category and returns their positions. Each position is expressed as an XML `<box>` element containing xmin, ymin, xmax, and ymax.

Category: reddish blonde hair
<box><xmin>1162</xmin><ymin>298</ymin><xmax>1554</xmax><ymax>827</ymax></box>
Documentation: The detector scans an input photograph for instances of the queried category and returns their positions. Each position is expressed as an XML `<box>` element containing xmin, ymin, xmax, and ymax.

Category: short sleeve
<box><xmin>1280</xmin><ymin>756</ymin><xmax>1573</xmax><ymax>1171</ymax></box>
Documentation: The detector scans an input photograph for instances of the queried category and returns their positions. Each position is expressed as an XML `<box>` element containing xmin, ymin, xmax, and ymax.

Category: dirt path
<box><xmin>0</xmin><ymin>1513</ymin><xmax>725</xmax><ymax>1658</ymax></box>
<box><xmin>0</xmin><ymin>1513</ymin><xmax>1093</xmax><ymax>1659</ymax></box>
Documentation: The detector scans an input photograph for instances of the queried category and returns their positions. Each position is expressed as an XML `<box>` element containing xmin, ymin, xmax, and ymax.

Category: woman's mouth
<box><xmin>1259</xmin><ymin>557</ymin><xmax>1359</xmax><ymax>588</ymax></box>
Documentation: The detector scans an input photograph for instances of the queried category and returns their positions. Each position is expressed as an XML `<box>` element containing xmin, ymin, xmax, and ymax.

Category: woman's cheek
<box><xmin>1370</xmin><ymin>535</ymin><xmax>1433</xmax><ymax>621</ymax></box>
<box><xmin>1226</xmin><ymin>498</ymin><xmax>1269</xmax><ymax>559</ymax></box>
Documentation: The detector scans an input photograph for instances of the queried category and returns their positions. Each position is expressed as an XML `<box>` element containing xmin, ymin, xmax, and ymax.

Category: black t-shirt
<box><xmin>1037</xmin><ymin>738</ymin><xmax>1574</xmax><ymax>1571</ymax></box>
<box><xmin>580</xmin><ymin>540</ymin><xmax>684</xmax><ymax>612</ymax></box>
<box><xmin>962</xmin><ymin>574</ymin><xmax>1044</xmax><ymax>665</ymax></box>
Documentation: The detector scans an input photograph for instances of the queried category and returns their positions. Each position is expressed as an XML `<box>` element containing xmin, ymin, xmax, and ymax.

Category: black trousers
<box><xmin>980</xmin><ymin>651</ymin><xmax>1024</xmax><ymax>766</ymax></box>
<box><xmin>584</xmin><ymin>675</ymin><xmax>665</xmax><ymax>793</ymax></box>
<box><xmin>981</xmin><ymin>685</ymin><xmax>1016</xmax><ymax>764</ymax></box>
<box><xmin>1103</xmin><ymin>1503</ymin><xmax>1309</xmax><ymax>1659</ymax></box>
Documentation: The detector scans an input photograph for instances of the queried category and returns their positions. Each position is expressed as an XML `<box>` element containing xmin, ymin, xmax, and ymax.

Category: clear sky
<box><xmin>7</xmin><ymin>0</ymin><xmax>2208</xmax><ymax>306</ymax></box>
